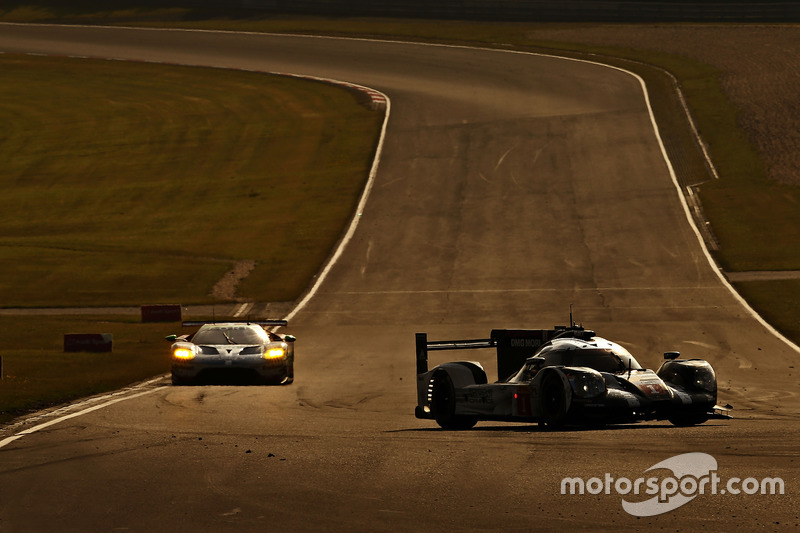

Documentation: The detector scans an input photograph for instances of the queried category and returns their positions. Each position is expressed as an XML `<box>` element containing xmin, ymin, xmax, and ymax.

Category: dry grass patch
<box><xmin>0</xmin><ymin>54</ymin><xmax>383</xmax><ymax>307</ymax></box>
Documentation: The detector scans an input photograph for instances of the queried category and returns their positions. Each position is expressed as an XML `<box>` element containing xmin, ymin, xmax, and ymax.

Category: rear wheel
<box><xmin>430</xmin><ymin>372</ymin><xmax>477</xmax><ymax>430</ymax></box>
<box><xmin>540</xmin><ymin>373</ymin><xmax>568</xmax><ymax>428</ymax></box>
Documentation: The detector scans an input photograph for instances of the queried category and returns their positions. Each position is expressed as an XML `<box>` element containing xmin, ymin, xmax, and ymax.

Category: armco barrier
<box><xmin>141</xmin><ymin>304</ymin><xmax>182</xmax><ymax>323</ymax></box>
<box><xmin>64</xmin><ymin>333</ymin><xmax>113</xmax><ymax>353</ymax></box>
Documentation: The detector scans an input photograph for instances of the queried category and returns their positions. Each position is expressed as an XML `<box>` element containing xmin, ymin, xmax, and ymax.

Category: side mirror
<box><xmin>165</xmin><ymin>335</ymin><xmax>177</xmax><ymax>342</ymax></box>
<box><xmin>664</xmin><ymin>351</ymin><xmax>680</xmax><ymax>360</ymax></box>
<box><xmin>283</xmin><ymin>335</ymin><xmax>296</xmax><ymax>343</ymax></box>
<box><xmin>530</xmin><ymin>356</ymin><xmax>545</xmax><ymax>368</ymax></box>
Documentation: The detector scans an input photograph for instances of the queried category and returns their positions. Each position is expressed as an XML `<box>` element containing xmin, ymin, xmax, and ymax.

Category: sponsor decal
<box><xmin>141</xmin><ymin>304</ymin><xmax>182</xmax><ymax>323</ymax></box>
<box><xmin>465</xmin><ymin>389</ymin><xmax>493</xmax><ymax>405</ymax></box>
<box><xmin>64</xmin><ymin>333</ymin><xmax>113</xmax><ymax>353</ymax></box>
<box><xmin>509</xmin><ymin>338</ymin><xmax>544</xmax><ymax>349</ymax></box>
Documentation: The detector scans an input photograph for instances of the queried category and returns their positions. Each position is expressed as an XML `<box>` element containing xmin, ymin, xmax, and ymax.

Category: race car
<box><xmin>166</xmin><ymin>320</ymin><xmax>295</xmax><ymax>385</ymax></box>
<box><xmin>415</xmin><ymin>323</ymin><xmax>731</xmax><ymax>429</ymax></box>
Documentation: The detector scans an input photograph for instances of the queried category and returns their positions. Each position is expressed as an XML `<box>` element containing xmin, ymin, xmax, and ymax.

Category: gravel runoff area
<box><xmin>525</xmin><ymin>24</ymin><xmax>800</xmax><ymax>187</ymax></box>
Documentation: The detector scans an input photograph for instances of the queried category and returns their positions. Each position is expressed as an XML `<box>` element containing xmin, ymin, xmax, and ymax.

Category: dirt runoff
<box><xmin>211</xmin><ymin>259</ymin><xmax>256</xmax><ymax>302</ymax></box>
<box><xmin>525</xmin><ymin>24</ymin><xmax>800</xmax><ymax>186</ymax></box>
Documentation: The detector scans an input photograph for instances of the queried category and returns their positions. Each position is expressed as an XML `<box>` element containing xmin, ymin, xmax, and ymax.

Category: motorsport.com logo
<box><xmin>560</xmin><ymin>452</ymin><xmax>785</xmax><ymax>517</ymax></box>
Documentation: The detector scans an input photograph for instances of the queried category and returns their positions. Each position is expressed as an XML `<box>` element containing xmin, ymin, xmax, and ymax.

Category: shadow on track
<box><xmin>388</xmin><ymin>422</ymin><xmax>731</xmax><ymax>433</ymax></box>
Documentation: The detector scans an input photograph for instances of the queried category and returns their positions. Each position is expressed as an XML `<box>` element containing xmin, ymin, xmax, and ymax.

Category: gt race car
<box><xmin>415</xmin><ymin>323</ymin><xmax>731</xmax><ymax>429</ymax></box>
<box><xmin>166</xmin><ymin>320</ymin><xmax>295</xmax><ymax>385</ymax></box>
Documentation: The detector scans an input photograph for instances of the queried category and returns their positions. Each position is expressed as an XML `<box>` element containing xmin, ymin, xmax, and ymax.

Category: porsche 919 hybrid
<box><xmin>415</xmin><ymin>323</ymin><xmax>731</xmax><ymax>429</ymax></box>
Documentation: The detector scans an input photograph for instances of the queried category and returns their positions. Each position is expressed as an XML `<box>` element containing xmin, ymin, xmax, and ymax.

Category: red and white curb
<box><xmin>278</xmin><ymin>72</ymin><xmax>388</xmax><ymax>111</ymax></box>
<box><xmin>1</xmin><ymin>50</ymin><xmax>389</xmax><ymax>113</ymax></box>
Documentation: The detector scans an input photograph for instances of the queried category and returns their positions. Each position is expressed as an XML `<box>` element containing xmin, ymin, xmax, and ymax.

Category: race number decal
<box><xmin>515</xmin><ymin>386</ymin><xmax>532</xmax><ymax>416</ymax></box>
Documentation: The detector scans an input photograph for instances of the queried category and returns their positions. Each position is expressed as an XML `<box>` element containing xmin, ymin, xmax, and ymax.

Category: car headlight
<box><xmin>173</xmin><ymin>347</ymin><xmax>195</xmax><ymax>360</ymax></box>
<box><xmin>264</xmin><ymin>347</ymin><xmax>286</xmax><ymax>359</ymax></box>
<box><xmin>693</xmin><ymin>364</ymin><xmax>717</xmax><ymax>393</ymax></box>
<box><xmin>568</xmin><ymin>371</ymin><xmax>606</xmax><ymax>398</ymax></box>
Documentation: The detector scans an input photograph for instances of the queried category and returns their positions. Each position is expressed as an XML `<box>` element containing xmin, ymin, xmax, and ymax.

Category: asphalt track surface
<box><xmin>1</xmin><ymin>24</ymin><xmax>799</xmax><ymax>531</ymax></box>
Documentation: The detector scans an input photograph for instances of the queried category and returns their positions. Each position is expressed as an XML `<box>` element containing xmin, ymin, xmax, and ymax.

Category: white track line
<box><xmin>0</xmin><ymin>27</ymin><xmax>391</xmax><ymax>447</ymax></box>
<box><xmin>13</xmin><ymin>21</ymin><xmax>788</xmax><ymax>353</ymax></box>
<box><xmin>257</xmin><ymin>31</ymin><xmax>800</xmax><ymax>355</ymax></box>
<box><xmin>232</xmin><ymin>302</ymin><xmax>254</xmax><ymax>318</ymax></box>
<box><xmin>1</xmin><ymin>382</ymin><xmax>168</xmax><ymax>450</ymax></box>
<box><xmin>1</xmin><ymin>25</ymin><xmax>796</xmax><ymax>447</ymax></box>
<box><xmin>283</xmin><ymin>88</ymin><xmax>390</xmax><ymax>324</ymax></box>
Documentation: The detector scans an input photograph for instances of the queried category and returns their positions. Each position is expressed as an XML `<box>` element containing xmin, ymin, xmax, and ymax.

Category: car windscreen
<box><xmin>549</xmin><ymin>349</ymin><xmax>642</xmax><ymax>373</ymax></box>
<box><xmin>193</xmin><ymin>328</ymin><xmax>264</xmax><ymax>345</ymax></box>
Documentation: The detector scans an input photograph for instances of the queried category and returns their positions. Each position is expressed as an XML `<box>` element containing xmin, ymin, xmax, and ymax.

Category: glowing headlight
<box><xmin>568</xmin><ymin>372</ymin><xmax>607</xmax><ymax>398</ymax></box>
<box><xmin>693</xmin><ymin>365</ymin><xmax>717</xmax><ymax>393</ymax></box>
<box><xmin>173</xmin><ymin>347</ymin><xmax>195</xmax><ymax>360</ymax></box>
<box><xmin>264</xmin><ymin>347</ymin><xmax>286</xmax><ymax>359</ymax></box>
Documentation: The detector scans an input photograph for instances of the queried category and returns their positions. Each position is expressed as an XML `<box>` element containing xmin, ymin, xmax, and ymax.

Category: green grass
<box><xmin>4</xmin><ymin>7</ymin><xmax>796</xmax><ymax>272</ymax></box>
<box><xmin>0</xmin><ymin>54</ymin><xmax>383</xmax><ymax>307</ymax></box>
<box><xmin>99</xmin><ymin>13</ymin><xmax>799</xmax><ymax>339</ymax></box>
<box><xmin>734</xmin><ymin>280</ymin><xmax>800</xmax><ymax>344</ymax></box>
<box><xmin>0</xmin><ymin>315</ymin><xmax>171</xmax><ymax>425</ymax></box>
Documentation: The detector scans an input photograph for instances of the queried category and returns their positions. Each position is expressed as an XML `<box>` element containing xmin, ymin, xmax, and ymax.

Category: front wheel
<box><xmin>430</xmin><ymin>372</ymin><xmax>477</xmax><ymax>430</ymax></box>
<box><xmin>171</xmin><ymin>372</ymin><xmax>192</xmax><ymax>386</ymax></box>
<box><xmin>540</xmin><ymin>373</ymin><xmax>569</xmax><ymax>428</ymax></box>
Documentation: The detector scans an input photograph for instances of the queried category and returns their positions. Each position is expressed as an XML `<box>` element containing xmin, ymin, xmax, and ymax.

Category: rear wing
<box><xmin>416</xmin><ymin>326</ymin><xmax>593</xmax><ymax>381</ymax></box>
<box><xmin>182</xmin><ymin>320</ymin><xmax>288</xmax><ymax>327</ymax></box>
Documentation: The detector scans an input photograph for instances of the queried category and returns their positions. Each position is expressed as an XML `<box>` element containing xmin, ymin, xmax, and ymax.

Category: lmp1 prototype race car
<box><xmin>166</xmin><ymin>321</ymin><xmax>295</xmax><ymax>385</ymax></box>
<box><xmin>415</xmin><ymin>323</ymin><xmax>731</xmax><ymax>429</ymax></box>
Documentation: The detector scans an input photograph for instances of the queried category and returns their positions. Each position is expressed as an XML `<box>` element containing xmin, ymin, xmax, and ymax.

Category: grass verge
<box><xmin>733</xmin><ymin>280</ymin><xmax>800</xmax><ymax>345</ymax></box>
<box><xmin>3</xmin><ymin>9</ymin><xmax>797</xmax><ymax>272</ymax></box>
<box><xmin>84</xmin><ymin>13</ymin><xmax>800</xmax><ymax>343</ymax></box>
<box><xmin>0</xmin><ymin>54</ymin><xmax>383</xmax><ymax>307</ymax></box>
<box><xmin>0</xmin><ymin>315</ymin><xmax>171</xmax><ymax>425</ymax></box>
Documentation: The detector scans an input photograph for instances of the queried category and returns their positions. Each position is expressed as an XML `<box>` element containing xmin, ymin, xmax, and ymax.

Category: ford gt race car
<box><xmin>415</xmin><ymin>323</ymin><xmax>731</xmax><ymax>429</ymax></box>
<box><xmin>166</xmin><ymin>321</ymin><xmax>295</xmax><ymax>385</ymax></box>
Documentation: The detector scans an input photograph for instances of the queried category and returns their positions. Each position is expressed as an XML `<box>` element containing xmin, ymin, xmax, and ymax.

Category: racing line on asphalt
<box><xmin>2</xmin><ymin>23</ymin><xmax>798</xmax><ymax>452</ymax></box>
<box><xmin>0</xmin><ymin>26</ymin><xmax>392</xmax><ymax>449</ymax></box>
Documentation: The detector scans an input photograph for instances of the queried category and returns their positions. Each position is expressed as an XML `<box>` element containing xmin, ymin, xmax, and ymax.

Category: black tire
<box><xmin>430</xmin><ymin>372</ymin><xmax>478</xmax><ymax>430</ymax></box>
<box><xmin>278</xmin><ymin>362</ymin><xmax>293</xmax><ymax>385</ymax></box>
<box><xmin>668</xmin><ymin>412</ymin><xmax>710</xmax><ymax>427</ymax></box>
<box><xmin>260</xmin><ymin>372</ymin><xmax>288</xmax><ymax>386</ymax></box>
<box><xmin>540</xmin><ymin>373</ymin><xmax>569</xmax><ymax>428</ymax></box>
<box><xmin>171</xmin><ymin>372</ymin><xmax>191</xmax><ymax>386</ymax></box>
